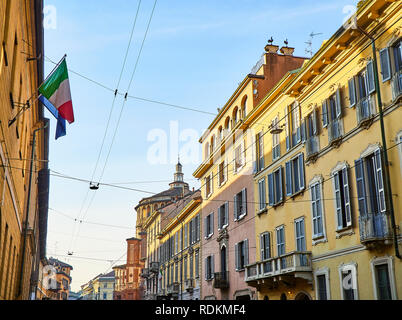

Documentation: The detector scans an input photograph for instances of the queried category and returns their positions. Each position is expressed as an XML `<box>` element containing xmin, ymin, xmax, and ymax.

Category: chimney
<box><xmin>265</xmin><ymin>44</ymin><xmax>279</xmax><ymax>54</ymax></box>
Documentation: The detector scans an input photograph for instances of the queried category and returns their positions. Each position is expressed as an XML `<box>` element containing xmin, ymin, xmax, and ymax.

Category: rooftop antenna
<box><xmin>305</xmin><ymin>32</ymin><xmax>323</xmax><ymax>58</ymax></box>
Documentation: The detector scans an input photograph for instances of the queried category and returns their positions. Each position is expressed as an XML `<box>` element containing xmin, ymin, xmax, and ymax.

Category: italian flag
<box><xmin>39</xmin><ymin>58</ymin><xmax>74</xmax><ymax>124</ymax></box>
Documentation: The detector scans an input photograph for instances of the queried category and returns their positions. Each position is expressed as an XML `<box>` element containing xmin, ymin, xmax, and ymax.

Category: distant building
<box><xmin>81</xmin><ymin>271</ymin><xmax>116</xmax><ymax>300</ymax></box>
<box><xmin>47</xmin><ymin>258</ymin><xmax>73</xmax><ymax>300</ymax></box>
<box><xmin>68</xmin><ymin>291</ymin><xmax>81</xmax><ymax>300</ymax></box>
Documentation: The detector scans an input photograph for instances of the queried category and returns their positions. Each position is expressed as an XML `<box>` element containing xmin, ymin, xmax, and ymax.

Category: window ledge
<box><xmin>218</xmin><ymin>180</ymin><xmax>227</xmax><ymax>188</ymax></box>
<box><xmin>257</xmin><ymin>208</ymin><xmax>268</xmax><ymax>216</ymax></box>
<box><xmin>204</xmin><ymin>234</ymin><xmax>213</xmax><ymax>241</ymax></box>
<box><xmin>336</xmin><ymin>227</ymin><xmax>355</xmax><ymax>239</ymax></box>
<box><xmin>235</xmin><ymin>213</ymin><xmax>247</xmax><ymax>222</ymax></box>
<box><xmin>312</xmin><ymin>235</ymin><xmax>327</xmax><ymax>246</ymax></box>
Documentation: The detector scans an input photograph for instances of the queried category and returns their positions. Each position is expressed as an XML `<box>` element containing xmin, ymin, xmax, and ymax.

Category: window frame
<box><xmin>338</xmin><ymin>263</ymin><xmax>359</xmax><ymax>300</ymax></box>
<box><xmin>314</xmin><ymin>267</ymin><xmax>331</xmax><ymax>300</ymax></box>
<box><xmin>370</xmin><ymin>256</ymin><xmax>397</xmax><ymax>300</ymax></box>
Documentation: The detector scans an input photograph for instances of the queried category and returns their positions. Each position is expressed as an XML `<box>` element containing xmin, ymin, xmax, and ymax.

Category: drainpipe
<box><xmin>17</xmin><ymin>121</ymin><xmax>49</xmax><ymax>299</ymax></box>
<box><xmin>355</xmin><ymin>25</ymin><xmax>401</xmax><ymax>259</ymax></box>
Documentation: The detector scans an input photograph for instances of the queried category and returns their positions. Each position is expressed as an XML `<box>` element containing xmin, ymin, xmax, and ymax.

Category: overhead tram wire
<box><xmin>69</xmin><ymin>0</ymin><xmax>159</xmax><ymax>255</ymax></box>
<box><xmin>68</xmin><ymin>1</ymin><xmax>143</xmax><ymax>254</ymax></box>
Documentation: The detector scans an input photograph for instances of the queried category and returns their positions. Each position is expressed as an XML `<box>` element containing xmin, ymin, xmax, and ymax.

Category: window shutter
<box><xmin>379</xmin><ymin>48</ymin><xmax>391</xmax><ymax>82</ymax></box>
<box><xmin>348</xmin><ymin>77</ymin><xmax>356</xmax><ymax>108</ymax></box>
<box><xmin>197</xmin><ymin>214</ymin><xmax>201</xmax><ymax>241</ymax></box>
<box><xmin>355</xmin><ymin>159</ymin><xmax>368</xmax><ymax>217</ymax></box>
<box><xmin>374</xmin><ymin>150</ymin><xmax>386</xmax><ymax>213</ymax></box>
<box><xmin>313</xmin><ymin>108</ymin><xmax>319</xmax><ymax>135</ymax></box>
<box><xmin>234</xmin><ymin>194</ymin><xmax>238</xmax><ymax>221</ymax></box>
<box><xmin>366</xmin><ymin>60</ymin><xmax>376</xmax><ymax>94</ymax></box>
<box><xmin>217</xmin><ymin>206</ymin><xmax>222</xmax><ymax>230</ymax></box>
<box><xmin>268</xmin><ymin>173</ymin><xmax>274</xmax><ymax>206</ymax></box>
<box><xmin>322</xmin><ymin>100</ymin><xmax>328</xmax><ymax>128</ymax></box>
<box><xmin>335</xmin><ymin>88</ymin><xmax>343</xmax><ymax>119</ymax></box>
<box><xmin>210</xmin><ymin>173</ymin><xmax>214</xmax><ymax>195</ymax></box>
<box><xmin>285</xmin><ymin>161</ymin><xmax>293</xmax><ymax>196</ymax></box>
<box><xmin>242</xmin><ymin>188</ymin><xmax>247</xmax><ymax>216</ymax></box>
<box><xmin>204</xmin><ymin>217</ymin><xmax>208</xmax><ymax>238</ymax></box>
<box><xmin>299</xmin><ymin>153</ymin><xmax>305</xmax><ymax>191</ymax></box>
<box><xmin>211</xmin><ymin>212</ymin><xmax>214</xmax><ymax>235</ymax></box>
<box><xmin>301</xmin><ymin>119</ymin><xmax>307</xmax><ymax>142</ymax></box>
<box><xmin>235</xmin><ymin>243</ymin><xmax>239</xmax><ymax>271</ymax></box>
<box><xmin>266</xmin><ymin>233</ymin><xmax>271</xmax><ymax>259</ymax></box>
<box><xmin>211</xmin><ymin>255</ymin><xmax>215</xmax><ymax>278</ymax></box>
<box><xmin>244</xmin><ymin>239</ymin><xmax>249</xmax><ymax>266</ymax></box>
<box><xmin>260</xmin><ymin>234</ymin><xmax>265</xmax><ymax>260</ymax></box>
<box><xmin>225</xmin><ymin>201</ymin><xmax>229</xmax><ymax>227</ymax></box>
<box><xmin>205</xmin><ymin>258</ymin><xmax>208</xmax><ymax>280</ymax></box>
<box><xmin>285</xmin><ymin>106</ymin><xmax>290</xmax><ymax>151</ymax></box>
<box><xmin>278</xmin><ymin>167</ymin><xmax>284</xmax><ymax>202</ymax></box>
<box><xmin>334</xmin><ymin>172</ymin><xmax>343</xmax><ymax>230</ymax></box>
<box><xmin>342</xmin><ymin>167</ymin><xmax>352</xmax><ymax>227</ymax></box>
<box><xmin>252</xmin><ymin>134</ymin><xmax>257</xmax><ymax>174</ymax></box>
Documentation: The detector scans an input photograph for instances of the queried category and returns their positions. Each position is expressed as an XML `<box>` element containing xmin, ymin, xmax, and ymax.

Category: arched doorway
<box><xmin>295</xmin><ymin>292</ymin><xmax>311</xmax><ymax>301</ymax></box>
<box><xmin>280</xmin><ymin>293</ymin><xmax>287</xmax><ymax>300</ymax></box>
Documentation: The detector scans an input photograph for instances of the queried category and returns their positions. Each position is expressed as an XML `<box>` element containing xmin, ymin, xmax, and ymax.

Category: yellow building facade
<box><xmin>0</xmin><ymin>0</ymin><xmax>49</xmax><ymax>300</ymax></box>
<box><xmin>158</xmin><ymin>190</ymin><xmax>202</xmax><ymax>300</ymax></box>
<box><xmin>245</xmin><ymin>0</ymin><xmax>401</xmax><ymax>300</ymax></box>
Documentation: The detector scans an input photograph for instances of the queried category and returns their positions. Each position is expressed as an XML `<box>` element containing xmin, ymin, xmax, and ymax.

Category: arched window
<box><xmin>233</xmin><ymin>107</ymin><xmax>239</xmax><ymax>125</ymax></box>
<box><xmin>242</xmin><ymin>96</ymin><xmax>248</xmax><ymax>118</ymax></box>
<box><xmin>224</xmin><ymin>117</ymin><xmax>231</xmax><ymax>133</ymax></box>
<box><xmin>205</xmin><ymin>142</ymin><xmax>210</xmax><ymax>158</ymax></box>
<box><xmin>211</xmin><ymin>135</ymin><xmax>216</xmax><ymax>153</ymax></box>
<box><xmin>218</xmin><ymin>126</ymin><xmax>224</xmax><ymax>142</ymax></box>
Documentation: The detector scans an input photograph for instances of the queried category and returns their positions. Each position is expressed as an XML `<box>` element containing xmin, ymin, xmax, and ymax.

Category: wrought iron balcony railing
<box><xmin>213</xmin><ymin>271</ymin><xmax>229</xmax><ymax>289</ymax></box>
<box><xmin>328</xmin><ymin>119</ymin><xmax>343</xmax><ymax>145</ymax></box>
<box><xmin>245</xmin><ymin>251</ymin><xmax>313</xmax><ymax>285</ymax></box>
<box><xmin>150</xmin><ymin>262</ymin><xmax>159</xmax><ymax>273</ymax></box>
<box><xmin>140</xmin><ymin>268</ymin><xmax>149</xmax><ymax>278</ymax></box>
<box><xmin>166</xmin><ymin>282</ymin><xmax>180</xmax><ymax>294</ymax></box>
<box><xmin>356</xmin><ymin>95</ymin><xmax>376</xmax><ymax>126</ymax></box>
<box><xmin>391</xmin><ymin>69</ymin><xmax>402</xmax><ymax>102</ymax></box>
<box><xmin>359</xmin><ymin>212</ymin><xmax>393</xmax><ymax>244</ymax></box>
<box><xmin>184</xmin><ymin>278</ymin><xmax>194</xmax><ymax>292</ymax></box>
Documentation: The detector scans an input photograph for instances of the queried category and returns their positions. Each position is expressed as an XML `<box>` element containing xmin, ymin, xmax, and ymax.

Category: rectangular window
<box><xmin>295</xmin><ymin>218</ymin><xmax>306</xmax><ymax>251</ymax></box>
<box><xmin>235</xmin><ymin>239</ymin><xmax>249</xmax><ymax>271</ymax></box>
<box><xmin>285</xmin><ymin>153</ymin><xmax>305</xmax><ymax>197</ymax></box>
<box><xmin>272</xmin><ymin>117</ymin><xmax>281</xmax><ymax>161</ymax></box>
<box><xmin>195</xmin><ymin>251</ymin><xmax>199</xmax><ymax>278</ymax></box>
<box><xmin>260</xmin><ymin>232</ymin><xmax>271</xmax><ymax>261</ymax></box>
<box><xmin>380</xmin><ymin>47</ymin><xmax>391</xmax><ymax>82</ymax></box>
<box><xmin>268</xmin><ymin>167</ymin><xmax>283</xmax><ymax>206</ymax></box>
<box><xmin>355</xmin><ymin>149</ymin><xmax>386</xmax><ymax>217</ymax></box>
<box><xmin>311</xmin><ymin>182</ymin><xmax>324</xmax><ymax>239</ymax></box>
<box><xmin>218</xmin><ymin>160</ymin><xmax>227</xmax><ymax>186</ymax></box>
<box><xmin>205</xmin><ymin>174</ymin><xmax>213</xmax><ymax>198</ymax></box>
<box><xmin>375</xmin><ymin>264</ymin><xmax>392</xmax><ymax>300</ymax></box>
<box><xmin>234</xmin><ymin>188</ymin><xmax>247</xmax><ymax>221</ymax></box>
<box><xmin>189</xmin><ymin>254</ymin><xmax>194</xmax><ymax>280</ymax></box>
<box><xmin>184</xmin><ymin>256</ymin><xmax>188</xmax><ymax>280</ymax></box>
<box><xmin>175</xmin><ymin>262</ymin><xmax>178</xmax><ymax>282</ymax></box>
<box><xmin>256</xmin><ymin>131</ymin><xmax>264</xmax><ymax>171</ymax></box>
<box><xmin>205</xmin><ymin>255</ymin><xmax>214</xmax><ymax>280</ymax></box>
<box><xmin>317</xmin><ymin>274</ymin><xmax>328</xmax><ymax>300</ymax></box>
<box><xmin>184</xmin><ymin>223</ymin><xmax>188</xmax><ymax>249</ymax></box>
<box><xmin>286</xmin><ymin>102</ymin><xmax>301</xmax><ymax>149</ymax></box>
<box><xmin>333</xmin><ymin>167</ymin><xmax>352</xmax><ymax>230</ymax></box>
<box><xmin>204</xmin><ymin>213</ymin><xmax>214</xmax><ymax>238</ymax></box>
<box><xmin>234</xmin><ymin>142</ymin><xmax>245</xmax><ymax>173</ymax></box>
<box><xmin>276</xmin><ymin>226</ymin><xmax>285</xmax><ymax>256</ymax></box>
<box><xmin>218</xmin><ymin>202</ymin><xmax>229</xmax><ymax>230</ymax></box>
<box><xmin>258</xmin><ymin>178</ymin><xmax>266</xmax><ymax>212</ymax></box>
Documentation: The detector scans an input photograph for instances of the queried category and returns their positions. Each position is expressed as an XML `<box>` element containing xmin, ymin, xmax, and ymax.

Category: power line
<box><xmin>68</xmin><ymin>0</ymin><xmax>143</xmax><ymax>255</ymax></box>
<box><xmin>70</xmin><ymin>0</ymin><xmax>159</xmax><ymax>255</ymax></box>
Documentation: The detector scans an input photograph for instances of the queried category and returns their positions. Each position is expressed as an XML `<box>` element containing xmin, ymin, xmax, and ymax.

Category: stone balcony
<box><xmin>245</xmin><ymin>251</ymin><xmax>313</xmax><ymax>287</ymax></box>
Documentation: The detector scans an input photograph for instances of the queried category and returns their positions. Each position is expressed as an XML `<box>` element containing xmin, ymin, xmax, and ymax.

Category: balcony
<box><xmin>144</xmin><ymin>291</ymin><xmax>157</xmax><ymax>300</ymax></box>
<box><xmin>359</xmin><ymin>212</ymin><xmax>393</xmax><ymax>247</ymax></box>
<box><xmin>150</xmin><ymin>262</ymin><xmax>159</xmax><ymax>273</ymax></box>
<box><xmin>356</xmin><ymin>95</ymin><xmax>375</xmax><ymax>127</ymax></box>
<box><xmin>245</xmin><ymin>251</ymin><xmax>313</xmax><ymax>286</ymax></box>
<box><xmin>140</xmin><ymin>268</ymin><xmax>149</xmax><ymax>278</ymax></box>
<box><xmin>213</xmin><ymin>271</ymin><xmax>229</xmax><ymax>289</ymax></box>
<box><xmin>184</xmin><ymin>279</ymin><xmax>194</xmax><ymax>292</ymax></box>
<box><xmin>328</xmin><ymin>119</ymin><xmax>343</xmax><ymax>146</ymax></box>
<box><xmin>306</xmin><ymin>135</ymin><xmax>319</xmax><ymax>160</ymax></box>
<box><xmin>391</xmin><ymin>69</ymin><xmax>402</xmax><ymax>102</ymax></box>
<box><xmin>166</xmin><ymin>282</ymin><xmax>180</xmax><ymax>295</ymax></box>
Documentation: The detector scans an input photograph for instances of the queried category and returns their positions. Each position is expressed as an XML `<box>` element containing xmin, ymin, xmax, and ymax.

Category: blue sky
<box><xmin>43</xmin><ymin>0</ymin><xmax>358</xmax><ymax>292</ymax></box>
